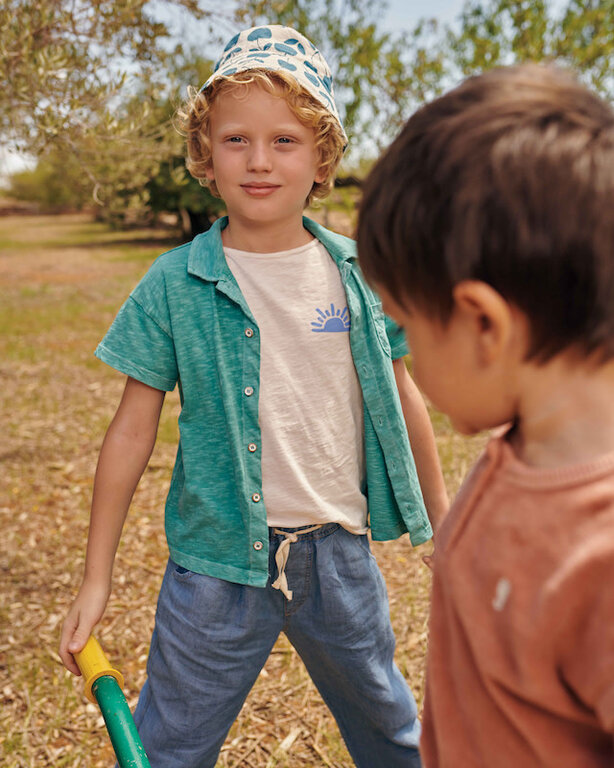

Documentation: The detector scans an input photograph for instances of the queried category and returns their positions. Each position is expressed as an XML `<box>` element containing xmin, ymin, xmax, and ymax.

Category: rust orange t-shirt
<box><xmin>421</xmin><ymin>435</ymin><xmax>614</xmax><ymax>767</ymax></box>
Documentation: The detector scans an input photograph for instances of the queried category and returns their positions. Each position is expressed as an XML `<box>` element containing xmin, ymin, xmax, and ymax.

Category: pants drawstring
<box><xmin>271</xmin><ymin>525</ymin><xmax>323</xmax><ymax>600</ymax></box>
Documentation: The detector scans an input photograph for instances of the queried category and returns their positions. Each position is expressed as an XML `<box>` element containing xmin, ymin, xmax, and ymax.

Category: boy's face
<box><xmin>378</xmin><ymin>285</ymin><xmax>520</xmax><ymax>435</ymax></box>
<box><xmin>205</xmin><ymin>84</ymin><xmax>325</xmax><ymax>230</ymax></box>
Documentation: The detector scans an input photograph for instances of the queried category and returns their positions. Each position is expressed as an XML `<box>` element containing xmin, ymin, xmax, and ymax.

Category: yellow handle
<box><xmin>74</xmin><ymin>636</ymin><xmax>125</xmax><ymax>703</ymax></box>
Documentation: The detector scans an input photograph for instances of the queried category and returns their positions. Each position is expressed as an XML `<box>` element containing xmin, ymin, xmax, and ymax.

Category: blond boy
<box><xmin>60</xmin><ymin>25</ymin><xmax>448</xmax><ymax>768</ymax></box>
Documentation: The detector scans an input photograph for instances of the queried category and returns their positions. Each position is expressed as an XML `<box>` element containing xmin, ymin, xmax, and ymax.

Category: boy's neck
<box><xmin>509</xmin><ymin>352</ymin><xmax>614</xmax><ymax>468</ymax></box>
<box><xmin>221</xmin><ymin>213</ymin><xmax>314</xmax><ymax>253</ymax></box>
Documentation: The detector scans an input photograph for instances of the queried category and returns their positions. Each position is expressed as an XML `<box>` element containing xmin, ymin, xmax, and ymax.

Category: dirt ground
<box><xmin>0</xmin><ymin>212</ymin><xmax>485</xmax><ymax>767</ymax></box>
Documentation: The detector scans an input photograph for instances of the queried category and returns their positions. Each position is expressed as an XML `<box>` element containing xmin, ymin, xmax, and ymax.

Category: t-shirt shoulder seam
<box><xmin>127</xmin><ymin>294</ymin><xmax>173</xmax><ymax>339</ymax></box>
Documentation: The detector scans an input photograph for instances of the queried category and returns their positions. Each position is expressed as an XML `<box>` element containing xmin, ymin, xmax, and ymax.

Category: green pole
<box><xmin>91</xmin><ymin>675</ymin><xmax>151</xmax><ymax>768</ymax></box>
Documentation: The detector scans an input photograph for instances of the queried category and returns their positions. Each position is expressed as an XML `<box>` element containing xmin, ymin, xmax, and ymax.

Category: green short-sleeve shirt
<box><xmin>95</xmin><ymin>217</ymin><xmax>431</xmax><ymax>586</ymax></box>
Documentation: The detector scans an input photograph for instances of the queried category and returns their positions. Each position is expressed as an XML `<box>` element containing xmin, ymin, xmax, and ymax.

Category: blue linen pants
<box><xmin>131</xmin><ymin>524</ymin><xmax>422</xmax><ymax>767</ymax></box>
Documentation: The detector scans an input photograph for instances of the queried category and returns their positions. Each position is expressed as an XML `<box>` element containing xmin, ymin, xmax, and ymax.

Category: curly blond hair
<box><xmin>176</xmin><ymin>69</ymin><xmax>346</xmax><ymax>205</ymax></box>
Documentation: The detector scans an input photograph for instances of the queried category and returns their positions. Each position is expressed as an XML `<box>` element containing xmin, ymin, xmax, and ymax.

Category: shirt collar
<box><xmin>302</xmin><ymin>217</ymin><xmax>356</xmax><ymax>267</ymax></box>
<box><xmin>187</xmin><ymin>216</ymin><xmax>356</xmax><ymax>282</ymax></box>
<box><xmin>187</xmin><ymin>217</ymin><xmax>230</xmax><ymax>282</ymax></box>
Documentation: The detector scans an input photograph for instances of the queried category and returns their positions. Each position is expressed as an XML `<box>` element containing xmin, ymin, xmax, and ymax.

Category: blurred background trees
<box><xmin>2</xmin><ymin>0</ymin><xmax>613</xmax><ymax>236</ymax></box>
<box><xmin>1</xmin><ymin>0</ymin><xmax>219</xmax><ymax>231</ymax></box>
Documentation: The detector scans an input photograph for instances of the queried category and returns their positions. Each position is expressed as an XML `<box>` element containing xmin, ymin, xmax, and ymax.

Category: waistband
<box><xmin>270</xmin><ymin>523</ymin><xmax>343</xmax><ymax>601</ymax></box>
<box><xmin>269</xmin><ymin>522</ymin><xmax>341</xmax><ymax>542</ymax></box>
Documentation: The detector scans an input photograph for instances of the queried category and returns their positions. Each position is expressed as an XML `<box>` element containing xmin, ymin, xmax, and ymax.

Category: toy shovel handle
<box><xmin>75</xmin><ymin>637</ymin><xmax>152</xmax><ymax>768</ymax></box>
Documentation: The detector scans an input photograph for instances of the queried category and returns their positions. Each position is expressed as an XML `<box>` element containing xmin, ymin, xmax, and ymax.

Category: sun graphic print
<box><xmin>311</xmin><ymin>303</ymin><xmax>351</xmax><ymax>333</ymax></box>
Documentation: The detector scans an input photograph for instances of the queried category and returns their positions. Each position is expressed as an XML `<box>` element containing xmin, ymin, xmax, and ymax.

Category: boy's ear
<box><xmin>452</xmin><ymin>280</ymin><xmax>520</xmax><ymax>365</ymax></box>
<box><xmin>314</xmin><ymin>165</ymin><xmax>326</xmax><ymax>184</ymax></box>
<box><xmin>205</xmin><ymin>163</ymin><xmax>215</xmax><ymax>181</ymax></box>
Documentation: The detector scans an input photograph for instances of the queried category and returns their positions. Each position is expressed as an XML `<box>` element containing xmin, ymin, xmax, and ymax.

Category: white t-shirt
<box><xmin>224</xmin><ymin>238</ymin><xmax>368</xmax><ymax>534</ymax></box>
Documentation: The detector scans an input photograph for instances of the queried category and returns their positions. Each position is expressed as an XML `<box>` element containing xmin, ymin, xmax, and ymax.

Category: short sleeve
<box><xmin>384</xmin><ymin>314</ymin><xmax>410</xmax><ymax>360</ymax></box>
<box><xmin>557</xmin><ymin>539</ymin><xmax>614</xmax><ymax>731</ymax></box>
<box><xmin>95</xmin><ymin>295</ymin><xmax>178</xmax><ymax>391</ymax></box>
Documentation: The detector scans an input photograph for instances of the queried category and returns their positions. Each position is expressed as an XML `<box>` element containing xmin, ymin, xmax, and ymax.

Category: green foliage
<box><xmin>447</xmin><ymin>0</ymin><xmax>614</xmax><ymax>100</ymax></box>
<box><xmin>0</xmin><ymin>0</ymin><xmax>207</xmax><ymax>152</ymax></box>
<box><xmin>450</xmin><ymin>0</ymin><xmax>552</xmax><ymax>71</ymax></box>
<box><xmin>0</xmin><ymin>0</ymin><xmax>212</xmax><ymax>219</ymax></box>
<box><xmin>147</xmin><ymin>156</ymin><xmax>226</xmax><ymax>235</ymax></box>
<box><xmin>235</xmin><ymin>0</ymin><xmax>614</xmax><ymax>151</ymax></box>
<box><xmin>557</xmin><ymin>0</ymin><xmax>614</xmax><ymax>97</ymax></box>
<box><xmin>4</xmin><ymin>0</ymin><xmax>614</xmax><ymax>226</ymax></box>
<box><xmin>134</xmin><ymin>50</ymin><xmax>226</xmax><ymax>234</ymax></box>
<box><xmin>8</xmin><ymin>153</ymin><xmax>92</xmax><ymax>211</ymax></box>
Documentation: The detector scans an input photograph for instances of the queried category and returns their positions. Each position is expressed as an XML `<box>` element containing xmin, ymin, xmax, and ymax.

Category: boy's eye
<box><xmin>226</xmin><ymin>136</ymin><xmax>243</xmax><ymax>143</ymax></box>
<box><xmin>277</xmin><ymin>137</ymin><xmax>293</xmax><ymax>144</ymax></box>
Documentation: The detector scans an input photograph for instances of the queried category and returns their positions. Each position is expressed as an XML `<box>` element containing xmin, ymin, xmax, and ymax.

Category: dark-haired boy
<box><xmin>358</xmin><ymin>63</ymin><xmax>614</xmax><ymax>767</ymax></box>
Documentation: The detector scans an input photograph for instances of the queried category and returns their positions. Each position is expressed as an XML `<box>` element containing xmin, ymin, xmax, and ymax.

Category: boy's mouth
<box><xmin>241</xmin><ymin>182</ymin><xmax>280</xmax><ymax>197</ymax></box>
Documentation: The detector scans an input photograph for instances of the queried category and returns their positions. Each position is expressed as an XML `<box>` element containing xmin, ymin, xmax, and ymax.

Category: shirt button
<box><xmin>248</xmin><ymin>443</ymin><xmax>257</xmax><ymax>453</ymax></box>
<box><xmin>245</xmin><ymin>328</ymin><xmax>254</xmax><ymax>337</ymax></box>
<box><xmin>253</xmin><ymin>540</ymin><xmax>263</xmax><ymax>551</ymax></box>
<box><xmin>244</xmin><ymin>386</ymin><xmax>254</xmax><ymax>396</ymax></box>
<box><xmin>252</xmin><ymin>492</ymin><xmax>261</xmax><ymax>503</ymax></box>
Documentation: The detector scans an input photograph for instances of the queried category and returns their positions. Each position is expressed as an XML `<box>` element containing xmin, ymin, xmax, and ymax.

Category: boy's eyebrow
<box><xmin>214</xmin><ymin>122</ymin><xmax>310</xmax><ymax>136</ymax></box>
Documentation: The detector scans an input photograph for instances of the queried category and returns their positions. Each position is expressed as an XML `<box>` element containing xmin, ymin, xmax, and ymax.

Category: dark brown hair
<box><xmin>357</xmin><ymin>63</ymin><xmax>614</xmax><ymax>362</ymax></box>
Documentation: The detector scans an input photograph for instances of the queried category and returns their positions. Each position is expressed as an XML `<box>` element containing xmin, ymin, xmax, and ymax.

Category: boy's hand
<box><xmin>59</xmin><ymin>580</ymin><xmax>110</xmax><ymax>675</ymax></box>
<box><xmin>422</xmin><ymin>552</ymin><xmax>435</xmax><ymax>570</ymax></box>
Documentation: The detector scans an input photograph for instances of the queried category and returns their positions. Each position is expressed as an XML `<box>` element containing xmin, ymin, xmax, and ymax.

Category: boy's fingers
<box><xmin>65</xmin><ymin>655</ymin><xmax>82</xmax><ymax>676</ymax></box>
<box><xmin>60</xmin><ymin>613</ymin><xmax>88</xmax><ymax>675</ymax></box>
<box><xmin>68</xmin><ymin>625</ymin><xmax>89</xmax><ymax>654</ymax></box>
<box><xmin>59</xmin><ymin>637</ymin><xmax>82</xmax><ymax>676</ymax></box>
<box><xmin>422</xmin><ymin>554</ymin><xmax>434</xmax><ymax>570</ymax></box>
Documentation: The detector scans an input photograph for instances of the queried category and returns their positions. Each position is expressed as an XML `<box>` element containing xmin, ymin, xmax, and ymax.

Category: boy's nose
<box><xmin>246</xmin><ymin>143</ymin><xmax>273</xmax><ymax>172</ymax></box>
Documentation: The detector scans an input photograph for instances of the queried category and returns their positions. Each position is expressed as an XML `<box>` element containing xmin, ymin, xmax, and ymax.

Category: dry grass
<box><xmin>0</xmin><ymin>211</ymin><xmax>487</xmax><ymax>767</ymax></box>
